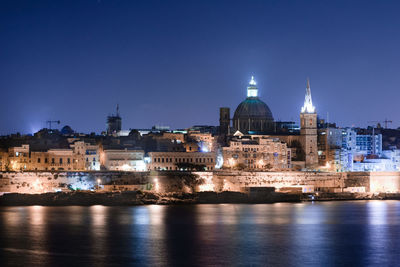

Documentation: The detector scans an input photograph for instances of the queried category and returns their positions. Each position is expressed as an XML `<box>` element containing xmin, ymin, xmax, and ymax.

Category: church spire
<box><xmin>247</xmin><ymin>76</ymin><xmax>258</xmax><ymax>97</ymax></box>
<box><xmin>301</xmin><ymin>78</ymin><xmax>315</xmax><ymax>113</ymax></box>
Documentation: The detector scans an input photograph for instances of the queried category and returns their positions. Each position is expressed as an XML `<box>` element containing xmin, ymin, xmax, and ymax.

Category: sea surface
<box><xmin>1</xmin><ymin>201</ymin><xmax>400</xmax><ymax>266</ymax></box>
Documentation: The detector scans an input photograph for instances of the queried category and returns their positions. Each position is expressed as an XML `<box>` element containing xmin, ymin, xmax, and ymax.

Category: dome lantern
<box><xmin>247</xmin><ymin>76</ymin><xmax>258</xmax><ymax>98</ymax></box>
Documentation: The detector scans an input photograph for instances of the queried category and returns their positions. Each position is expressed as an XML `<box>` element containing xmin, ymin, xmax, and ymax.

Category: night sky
<box><xmin>1</xmin><ymin>0</ymin><xmax>400</xmax><ymax>135</ymax></box>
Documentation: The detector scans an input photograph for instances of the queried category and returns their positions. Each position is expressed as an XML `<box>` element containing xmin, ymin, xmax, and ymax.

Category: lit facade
<box><xmin>70</xmin><ymin>141</ymin><xmax>100</xmax><ymax>171</ymax></box>
<box><xmin>101</xmin><ymin>149</ymin><xmax>145</xmax><ymax>171</ymax></box>
<box><xmin>187</xmin><ymin>131</ymin><xmax>216</xmax><ymax>152</ymax></box>
<box><xmin>148</xmin><ymin>151</ymin><xmax>216</xmax><ymax>171</ymax></box>
<box><xmin>7</xmin><ymin>144</ymin><xmax>30</xmax><ymax>171</ymax></box>
<box><xmin>222</xmin><ymin>136</ymin><xmax>290</xmax><ymax>170</ymax></box>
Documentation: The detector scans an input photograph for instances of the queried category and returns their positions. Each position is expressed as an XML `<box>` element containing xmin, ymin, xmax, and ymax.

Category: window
<box><xmin>51</xmin><ymin>158</ymin><xmax>55</xmax><ymax>164</ymax></box>
<box><xmin>68</xmin><ymin>158</ymin><xmax>71</xmax><ymax>164</ymax></box>
<box><xmin>37</xmin><ymin>158</ymin><xmax>41</xmax><ymax>163</ymax></box>
<box><xmin>59</xmin><ymin>158</ymin><xmax>63</xmax><ymax>164</ymax></box>
<box><xmin>45</xmin><ymin>158</ymin><xmax>48</xmax><ymax>163</ymax></box>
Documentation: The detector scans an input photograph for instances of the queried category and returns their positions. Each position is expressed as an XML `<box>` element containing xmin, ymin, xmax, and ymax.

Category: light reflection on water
<box><xmin>1</xmin><ymin>201</ymin><xmax>400</xmax><ymax>266</ymax></box>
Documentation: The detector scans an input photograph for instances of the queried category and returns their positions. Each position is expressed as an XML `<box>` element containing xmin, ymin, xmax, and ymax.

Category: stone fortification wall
<box><xmin>195</xmin><ymin>171</ymin><xmax>347</xmax><ymax>192</ymax></box>
<box><xmin>0</xmin><ymin>171</ymin><xmax>150</xmax><ymax>194</ymax></box>
<box><xmin>1</xmin><ymin>170</ymin><xmax>400</xmax><ymax>194</ymax></box>
<box><xmin>369</xmin><ymin>172</ymin><xmax>400</xmax><ymax>193</ymax></box>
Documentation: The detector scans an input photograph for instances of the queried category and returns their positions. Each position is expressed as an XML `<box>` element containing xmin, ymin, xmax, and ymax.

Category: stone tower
<box><xmin>219</xmin><ymin>107</ymin><xmax>230</xmax><ymax>136</ymax></box>
<box><xmin>107</xmin><ymin>104</ymin><xmax>122</xmax><ymax>135</ymax></box>
<box><xmin>300</xmin><ymin>79</ymin><xmax>318</xmax><ymax>167</ymax></box>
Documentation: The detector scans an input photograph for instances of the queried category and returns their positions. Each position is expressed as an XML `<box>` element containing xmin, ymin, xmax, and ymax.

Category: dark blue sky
<box><xmin>1</xmin><ymin>0</ymin><xmax>400</xmax><ymax>134</ymax></box>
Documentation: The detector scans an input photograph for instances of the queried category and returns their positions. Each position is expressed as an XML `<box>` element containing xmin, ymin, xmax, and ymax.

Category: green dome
<box><xmin>233</xmin><ymin>97</ymin><xmax>274</xmax><ymax>121</ymax></box>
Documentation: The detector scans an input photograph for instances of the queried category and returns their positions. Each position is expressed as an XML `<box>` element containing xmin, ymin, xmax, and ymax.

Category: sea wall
<box><xmin>198</xmin><ymin>171</ymin><xmax>347</xmax><ymax>192</ymax></box>
<box><xmin>0</xmin><ymin>170</ymin><xmax>400</xmax><ymax>194</ymax></box>
<box><xmin>0</xmin><ymin>171</ymin><xmax>151</xmax><ymax>194</ymax></box>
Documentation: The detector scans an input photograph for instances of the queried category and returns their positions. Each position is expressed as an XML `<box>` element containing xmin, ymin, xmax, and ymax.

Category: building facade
<box><xmin>101</xmin><ymin>149</ymin><xmax>145</xmax><ymax>171</ymax></box>
<box><xmin>222</xmin><ymin>136</ymin><xmax>290</xmax><ymax>170</ymax></box>
<box><xmin>148</xmin><ymin>151</ymin><xmax>216</xmax><ymax>171</ymax></box>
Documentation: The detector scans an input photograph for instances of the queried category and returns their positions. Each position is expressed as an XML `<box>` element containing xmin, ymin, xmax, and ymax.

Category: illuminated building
<box><xmin>0</xmin><ymin>151</ymin><xmax>7</xmax><ymax>171</ymax></box>
<box><xmin>46</xmin><ymin>149</ymin><xmax>85</xmax><ymax>171</ymax></box>
<box><xmin>317</xmin><ymin>127</ymin><xmax>344</xmax><ymax>166</ymax></box>
<box><xmin>7</xmin><ymin>144</ymin><xmax>30</xmax><ymax>171</ymax></box>
<box><xmin>342</xmin><ymin>128</ymin><xmax>382</xmax><ymax>156</ymax></box>
<box><xmin>232</xmin><ymin>76</ymin><xmax>274</xmax><ymax>134</ymax></box>
<box><xmin>222</xmin><ymin>135</ymin><xmax>290</xmax><ymax>170</ymax></box>
<box><xmin>300</xmin><ymin>79</ymin><xmax>318</xmax><ymax>167</ymax></box>
<box><xmin>101</xmin><ymin>149</ymin><xmax>145</xmax><ymax>171</ymax></box>
<box><xmin>70</xmin><ymin>141</ymin><xmax>100</xmax><ymax>171</ymax></box>
<box><xmin>148</xmin><ymin>151</ymin><xmax>216</xmax><ymax>171</ymax></box>
<box><xmin>187</xmin><ymin>131</ymin><xmax>216</xmax><ymax>152</ymax></box>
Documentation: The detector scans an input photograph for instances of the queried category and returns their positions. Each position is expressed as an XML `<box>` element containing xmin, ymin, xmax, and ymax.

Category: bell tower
<box><xmin>300</xmin><ymin>79</ymin><xmax>318</xmax><ymax>167</ymax></box>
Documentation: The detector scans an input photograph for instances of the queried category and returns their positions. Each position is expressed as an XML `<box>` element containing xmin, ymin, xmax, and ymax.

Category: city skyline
<box><xmin>2</xmin><ymin>0</ymin><xmax>400</xmax><ymax>135</ymax></box>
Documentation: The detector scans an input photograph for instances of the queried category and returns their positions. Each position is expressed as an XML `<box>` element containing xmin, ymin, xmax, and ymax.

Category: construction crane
<box><xmin>46</xmin><ymin>120</ymin><xmax>60</xmax><ymax>130</ymax></box>
<box><xmin>368</xmin><ymin>119</ymin><xmax>393</xmax><ymax>129</ymax></box>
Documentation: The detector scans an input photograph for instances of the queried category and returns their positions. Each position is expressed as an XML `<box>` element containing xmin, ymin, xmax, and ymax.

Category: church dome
<box><xmin>61</xmin><ymin>125</ymin><xmax>74</xmax><ymax>135</ymax></box>
<box><xmin>234</xmin><ymin>98</ymin><xmax>274</xmax><ymax>121</ymax></box>
<box><xmin>232</xmin><ymin>76</ymin><xmax>274</xmax><ymax>133</ymax></box>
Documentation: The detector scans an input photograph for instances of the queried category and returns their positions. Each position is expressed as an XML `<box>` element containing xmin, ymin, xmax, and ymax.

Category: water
<box><xmin>1</xmin><ymin>201</ymin><xmax>400</xmax><ymax>266</ymax></box>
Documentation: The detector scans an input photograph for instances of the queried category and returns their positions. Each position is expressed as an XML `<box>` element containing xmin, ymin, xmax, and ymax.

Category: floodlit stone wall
<box><xmin>0</xmin><ymin>171</ymin><xmax>150</xmax><ymax>194</ymax></box>
<box><xmin>0</xmin><ymin>170</ymin><xmax>400</xmax><ymax>194</ymax></box>
<box><xmin>195</xmin><ymin>171</ymin><xmax>347</xmax><ymax>192</ymax></box>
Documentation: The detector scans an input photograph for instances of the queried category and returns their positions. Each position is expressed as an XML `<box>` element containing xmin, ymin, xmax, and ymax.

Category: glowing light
<box><xmin>135</xmin><ymin>160</ymin><xmax>146</xmax><ymax>171</ymax></box>
<box><xmin>32</xmin><ymin>179</ymin><xmax>44</xmax><ymax>192</ymax></box>
<box><xmin>249</xmin><ymin>76</ymin><xmax>256</xmax><ymax>85</ymax></box>
<box><xmin>144</xmin><ymin>157</ymin><xmax>151</xmax><ymax>163</ymax></box>
<box><xmin>153</xmin><ymin>178</ymin><xmax>159</xmax><ymax>192</ymax></box>
<box><xmin>228</xmin><ymin>158</ymin><xmax>235</xmax><ymax>167</ymax></box>
<box><xmin>247</xmin><ymin>76</ymin><xmax>258</xmax><ymax>97</ymax></box>
<box><xmin>326</xmin><ymin>162</ymin><xmax>331</xmax><ymax>168</ymax></box>
<box><xmin>301</xmin><ymin>79</ymin><xmax>315</xmax><ymax>113</ymax></box>
<box><xmin>11</xmin><ymin>160</ymin><xmax>17</xmax><ymax>170</ymax></box>
<box><xmin>215</xmin><ymin>149</ymin><xmax>223</xmax><ymax>169</ymax></box>
<box><xmin>199</xmin><ymin>183</ymin><xmax>214</xmax><ymax>191</ymax></box>
<box><xmin>121</xmin><ymin>164</ymin><xmax>132</xmax><ymax>171</ymax></box>
<box><xmin>200</xmin><ymin>145</ymin><xmax>209</xmax><ymax>152</ymax></box>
